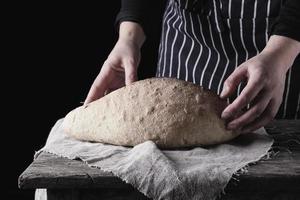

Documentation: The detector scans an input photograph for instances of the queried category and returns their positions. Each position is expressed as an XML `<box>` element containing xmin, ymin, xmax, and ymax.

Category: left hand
<box><xmin>220</xmin><ymin>35</ymin><xmax>300</xmax><ymax>133</ymax></box>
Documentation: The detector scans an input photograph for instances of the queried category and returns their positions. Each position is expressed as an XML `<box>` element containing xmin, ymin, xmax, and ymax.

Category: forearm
<box><xmin>119</xmin><ymin>21</ymin><xmax>146</xmax><ymax>49</ymax></box>
<box><xmin>263</xmin><ymin>35</ymin><xmax>300</xmax><ymax>72</ymax></box>
<box><xmin>115</xmin><ymin>0</ymin><xmax>152</xmax><ymax>37</ymax></box>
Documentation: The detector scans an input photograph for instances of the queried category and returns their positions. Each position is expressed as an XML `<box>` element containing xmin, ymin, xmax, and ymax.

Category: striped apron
<box><xmin>156</xmin><ymin>0</ymin><xmax>300</xmax><ymax>119</ymax></box>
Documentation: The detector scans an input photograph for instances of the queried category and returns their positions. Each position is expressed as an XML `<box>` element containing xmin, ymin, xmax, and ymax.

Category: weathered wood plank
<box><xmin>19</xmin><ymin>150</ymin><xmax>300</xmax><ymax>191</ymax></box>
<box><xmin>19</xmin><ymin>120</ymin><xmax>300</xmax><ymax>193</ymax></box>
<box><xmin>45</xmin><ymin>189</ymin><xmax>150</xmax><ymax>200</ymax></box>
<box><xmin>42</xmin><ymin>188</ymin><xmax>300</xmax><ymax>200</ymax></box>
<box><xmin>266</xmin><ymin>120</ymin><xmax>300</xmax><ymax>150</ymax></box>
<box><xmin>19</xmin><ymin>152</ymin><xmax>131</xmax><ymax>189</ymax></box>
<box><xmin>219</xmin><ymin>192</ymin><xmax>300</xmax><ymax>200</ymax></box>
<box><xmin>226</xmin><ymin>151</ymin><xmax>300</xmax><ymax>192</ymax></box>
<box><xmin>265</xmin><ymin>119</ymin><xmax>300</xmax><ymax>135</ymax></box>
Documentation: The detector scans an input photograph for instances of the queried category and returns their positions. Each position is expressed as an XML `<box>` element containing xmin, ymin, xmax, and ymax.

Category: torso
<box><xmin>156</xmin><ymin>0</ymin><xmax>300</xmax><ymax>119</ymax></box>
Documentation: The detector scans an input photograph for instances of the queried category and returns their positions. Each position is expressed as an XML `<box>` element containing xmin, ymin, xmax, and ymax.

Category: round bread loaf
<box><xmin>62</xmin><ymin>78</ymin><xmax>240</xmax><ymax>148</ymax></box>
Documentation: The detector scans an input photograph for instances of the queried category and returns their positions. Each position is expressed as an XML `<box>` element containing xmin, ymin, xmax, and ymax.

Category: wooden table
<box><xmin>19</xmin><ymin>120</ymin><xmax>300</xmax><ymax>200</ymax></box>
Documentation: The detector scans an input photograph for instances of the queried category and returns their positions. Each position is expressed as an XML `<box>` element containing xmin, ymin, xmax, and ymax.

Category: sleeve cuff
<box><xmin>270</xmin><ymin>18</ymin><xmax>300</xmax><ymax>42</ymax></box>
<box><xmin>115</xmin><ymin>11</ymin><xmax>145</xmax><ymax>32</ymax></box>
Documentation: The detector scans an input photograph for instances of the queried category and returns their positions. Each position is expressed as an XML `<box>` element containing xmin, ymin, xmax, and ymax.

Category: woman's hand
<box><xmin>220</xmin><ymin>35</ymin><xmax>300</xmax><ymax>133</ymax></box>
<box><xmin>84</xmin><ymin>22</ymin><xmax>145</xmax><ymax>105</ymax></box>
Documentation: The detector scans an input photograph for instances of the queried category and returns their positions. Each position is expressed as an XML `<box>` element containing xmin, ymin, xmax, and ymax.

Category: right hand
<box><xmin>84</xmin><ymin>22</ymin><xmax>145</xmax><ymax>105</ymax></box>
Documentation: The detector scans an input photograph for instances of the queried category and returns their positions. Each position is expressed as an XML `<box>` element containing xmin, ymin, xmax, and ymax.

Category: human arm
<box><xmin>84</xmin><ymin>21</ymin><xmax>145</xmax><ymax>104</ymax></box>
<box><xmin>84</xmin><ymin>0</ymin><xmax>151</xmax><ymax>104</ymax></box>
<box><xmin>220</xmin><ymin>0</ymin><xmax>300</xmax><ymax>132</ymax></box>
<box><xmin>220</xmin><ymin>35</ymin><xmax>300</xmax><ymax>133</ymax></box>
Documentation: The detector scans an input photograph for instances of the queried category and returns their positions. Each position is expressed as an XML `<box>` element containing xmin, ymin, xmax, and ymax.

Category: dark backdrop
<box><xmin>6</xmin><ymin>2</ymin><xmax>165</xmax><ymax>199</ymax></box>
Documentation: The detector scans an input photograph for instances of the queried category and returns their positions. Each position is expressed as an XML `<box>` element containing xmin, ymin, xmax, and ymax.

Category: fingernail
<box><xmin>220</xmin><ymin>85</ymin><xmax>228</xmax><ymax>98</ymax></box>
<box><xmin>221</xmin><ymin>111</ymin><xmax>230</xmax><ymax>119</ymax></box>
<box><xmin>227</xmin><ymin>123</ymin><xmax>236</xmax><ymax>130</ymax></box>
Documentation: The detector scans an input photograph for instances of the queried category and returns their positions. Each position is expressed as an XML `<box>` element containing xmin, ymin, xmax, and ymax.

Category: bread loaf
<box><xmin>62</xmin><ymin>78</ymin><xmax>240</xmax><ymax>148</ymax></box>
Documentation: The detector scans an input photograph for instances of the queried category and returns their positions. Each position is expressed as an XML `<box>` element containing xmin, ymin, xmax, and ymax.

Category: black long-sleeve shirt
<box><xmin>115</xmin><ymin>0</ymin><xmax>166</xmax><ymax>36</ymax></box>
<box><xmin>270</xmin><ymin>0</ymin><xmax>300</xmax><ymax>41</ymax></box>
<box><xmin>115</xmin><ymin>0</ymin><xmax>300</xmax><ymax>42</ymax></box>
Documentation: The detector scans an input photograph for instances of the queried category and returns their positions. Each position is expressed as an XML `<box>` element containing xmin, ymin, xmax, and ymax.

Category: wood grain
<box><xmin>45</xmin><ymin>189</ymin><xmax>151</xmax><ymax>200</ymax></box>
<box><xmin>19</xmin><ymin>120</ymin><xmax>300</xmax><ymax>198</ymax></box>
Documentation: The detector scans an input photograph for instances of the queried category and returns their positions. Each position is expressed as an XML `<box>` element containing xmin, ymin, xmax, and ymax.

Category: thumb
<box><xmin>124</xmin><ymin>59</ymin><xmax>138</xmax><ymax>85</ymax></box>
<box><xmin>220</xmin><ymin>66</ymin><xmax>247</xmax><ymax>98</ymax></box>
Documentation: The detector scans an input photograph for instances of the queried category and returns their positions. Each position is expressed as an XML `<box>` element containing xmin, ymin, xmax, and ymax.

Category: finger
<box><xmin>223</xmin><ymin>108</ymin><xmax>245</xmax><ymax>125</ymax></box>
<box><xmin>220</xmin><ymin>66</ymin><xmax>247</xmax><ymax>98</ymax></box>
<box><xmin>104</xmin><ymin>89</ymin><xmax>111</xmax><ymax>96</ymax></box>
<box><xmin>226</xmin><ymin>91</ymin><xmax>271</xmax><ymax>130</ymax></box>
<box><xmin>84</xmin><ymin>65</ymin><xmax>112</xmax><ymax>105</ymax></box>
<box><xmin>222</xmin><ymin>74</ymin><xmax>264</xmax><ymax>119</ymax></box>
<box><xmin>124</xmin><ymin>59</ymin><xmax>138</xmax><ymax>85</ymax></box>
<box><xmin>242</xmin><ymin>98</ymin><xmax>279</xmax><ymax>133</ymax></box>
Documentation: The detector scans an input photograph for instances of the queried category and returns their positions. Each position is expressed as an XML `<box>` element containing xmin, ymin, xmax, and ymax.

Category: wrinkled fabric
<box><xmin>36</xmin><ymin>119</ymin><xmax>273</xmax><ymax>200</ymax></box>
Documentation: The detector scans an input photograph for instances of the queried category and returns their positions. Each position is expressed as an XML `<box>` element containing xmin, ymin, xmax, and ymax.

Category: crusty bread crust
<box><xmin>62</xmin><ymin>78</ymin><xmax>240</xmax><ymax>148</ymax></box>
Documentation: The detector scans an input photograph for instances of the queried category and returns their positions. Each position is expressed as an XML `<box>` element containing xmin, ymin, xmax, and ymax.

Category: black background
<box><xmin>5</xmin><ymin>2</ymin><xmax>164</xmax><ymax>199</ymax></box>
